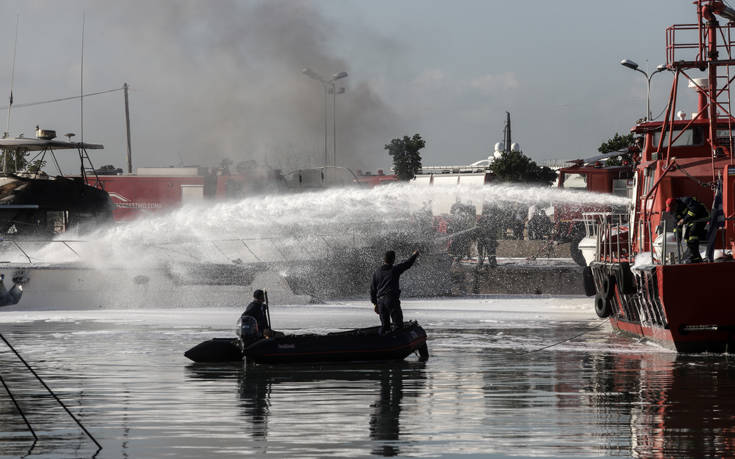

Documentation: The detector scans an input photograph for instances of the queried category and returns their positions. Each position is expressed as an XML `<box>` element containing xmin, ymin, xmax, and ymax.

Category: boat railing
<box><xmin>638</xmin><ymin>215</ymin><xmax>692</xmax><ymax>266</ymax></box>
<box><xmin>594</xmin><ymin>213</ymin><xmax>630</xmax><ymax>263</ymax></box>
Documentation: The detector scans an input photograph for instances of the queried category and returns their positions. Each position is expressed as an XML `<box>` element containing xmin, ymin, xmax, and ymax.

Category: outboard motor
<box><xmin>236</xmin><ymin>315</ymin><xmax>260</xmax><ymax>350</ymax></box>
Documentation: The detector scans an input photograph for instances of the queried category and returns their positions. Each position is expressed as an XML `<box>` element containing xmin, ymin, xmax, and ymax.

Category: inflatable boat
<box><xmin>184</xmin><ymin>321</ymin><xmax>429</xmax><ymax>364</ymax></box>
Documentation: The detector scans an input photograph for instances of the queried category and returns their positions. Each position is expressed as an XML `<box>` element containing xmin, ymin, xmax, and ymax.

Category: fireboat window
<box><xmin>651</xmin><ymin>126</ymin><xmax>704</xmax><ymax>147</ymax></box>
<box><xmin>716</xmin><ymin>128</ymin><xmax>734</xmax><ymax>145</ymax></box>
<box><xmin>562</xmin><ymin>173</ymin><xmax>587</xmax><ymax>190</ymax></box>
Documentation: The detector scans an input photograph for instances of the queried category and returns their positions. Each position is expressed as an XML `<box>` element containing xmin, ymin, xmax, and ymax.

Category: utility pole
<box><xmin>123</xmin><ymin>82</ymin><xmax>133</xmax><ymax>173</ymax></box>
<box><xmin>323</xmin><ymin>85</ymin><xmax>328</xmax><ymax>167</ymax></box>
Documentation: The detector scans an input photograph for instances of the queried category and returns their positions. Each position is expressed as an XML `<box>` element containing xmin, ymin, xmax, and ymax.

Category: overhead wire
<box><xmin>0</xmin><ymin>86</ymin><xmax>124</xmax><ymax>111</ymax></box>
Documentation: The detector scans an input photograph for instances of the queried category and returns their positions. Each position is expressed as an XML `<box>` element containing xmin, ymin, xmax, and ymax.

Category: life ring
<box><xmin>582</xmin><ymin>266</ymin><xmax>596</xmax><ymax>297</ymax></box>
<box><xmin>594</xmin><ymin>293</ymin><xmax>611</xmax><ymax>318</ymax></box>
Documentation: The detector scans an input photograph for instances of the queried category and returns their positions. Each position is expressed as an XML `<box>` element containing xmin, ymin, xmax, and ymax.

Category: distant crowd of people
<box><xmin>443</xmin><ymin>201</ymin><xmax>553</xmax><ymax>266</ymax></box>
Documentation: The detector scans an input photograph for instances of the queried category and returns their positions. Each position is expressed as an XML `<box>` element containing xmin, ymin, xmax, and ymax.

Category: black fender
<box><xmin>582</xmin><ymin>266</ymin><xmax>596</xmax><ymax>297</ymax></box>
<box><xmin>615</xmin><ymin>262</ymin><xmax>637</xmax><ymax>295</ymax></box>
<box><xmin>601</xmin><ymin>274</ymin><xmax>616</xmax><ymax>300</ymax></box>
<box><xmin>418</xmin><ymin>343</ymin><xmax>429</xmax><ymax>362</ymax></box>
<box><xmin>569</xmin><ymin>237</ymin><xmax>587</xmax><ymax>267</ymax></box>
<box><xmin>594</xmin><ymin>293</ymin><xmax>611</xmax><ymax>318</ymax></box>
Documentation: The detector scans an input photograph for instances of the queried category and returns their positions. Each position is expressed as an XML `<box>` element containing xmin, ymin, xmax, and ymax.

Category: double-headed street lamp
<box><xmin>620</xmin><ymin>59</ymin><xmax>668</xmax><ymax>121</ymax></box>
<box><xmin>302</xmin><ymin>68</ymin><xmax>348</xmax><ymax>167</ymax></box>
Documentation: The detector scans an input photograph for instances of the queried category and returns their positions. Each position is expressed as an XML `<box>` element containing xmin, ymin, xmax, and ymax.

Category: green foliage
<box><xmin>385</xmin><ymin>134</ymin><xmax>425</xmax><ymax>181</ymax></box>
<box><xmin>489</xmin><ymin>150</ymin><xmax>557</xmax><ymax>185</ymax></box>
<box><xmin>598</xmin><ymin>132</ymin><xmax>634</xmax><ymax>166</ymax></box>
<box><xmin>598</xmin><ymin>133</ymin><xmax>635</xmax><ymax>153</ymax></box>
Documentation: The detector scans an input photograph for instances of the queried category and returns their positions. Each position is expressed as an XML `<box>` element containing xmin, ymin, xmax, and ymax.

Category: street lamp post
<box><xmin>620</xmin><ymin>59</ymin><xmax>668</xmax><ymax>121</ymax></box>
<box><xmin>330</xmin><ymin>83</ymin><xmax>346</xmax><ymax>167</ymax></box>
<box><xmin>302</xmin><ymin>68</ymin><xmax>348</xmax><ymax>167</ymax></box>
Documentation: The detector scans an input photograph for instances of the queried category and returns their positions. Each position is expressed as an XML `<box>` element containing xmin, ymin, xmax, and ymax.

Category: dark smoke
<box><xmin>90</xmin><ymin>0</ymin><xmax>403</xmax><ymax>172</ymax></box>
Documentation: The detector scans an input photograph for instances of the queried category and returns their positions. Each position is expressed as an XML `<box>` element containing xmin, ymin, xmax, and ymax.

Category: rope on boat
<box><xmin>524</xmin><ymin>319</ymin><xmax>609</xmax><ymax>353</ymax></box>
<box><xmin>0</xmin><ymin>332</ymin><xmax>103</xmax><ymax>455</ymax></box>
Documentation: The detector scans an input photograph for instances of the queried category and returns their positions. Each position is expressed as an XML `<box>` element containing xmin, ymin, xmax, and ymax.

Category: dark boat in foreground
<box><xmin>184</xmin><ymin>321</ymin><xmax>429</xmax><ymax>364</ymax></box>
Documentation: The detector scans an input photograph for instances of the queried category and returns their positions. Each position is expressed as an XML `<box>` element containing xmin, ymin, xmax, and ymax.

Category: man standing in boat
<box><xmin>666</xmin><ymin>197</ymin><xmax>709</xmax><ymax>263</ymax></box>
<box><xmin>370</xmin><ymin>249</ymin><xmax>419</xmax><ymax>334</ymax></box>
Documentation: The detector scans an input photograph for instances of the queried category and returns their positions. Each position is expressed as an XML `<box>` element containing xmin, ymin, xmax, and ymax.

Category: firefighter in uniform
<box><xmin>666</xmin><ymin>197</ymin><xmax>709</xmax><ymax>263</ymax></box>
<box><xmin>476</xmin><ymin>202</ymin><xmax>499</xmax><ymax>267</ymax></box>
<box><xmin>370</xmin><ymin>250</ymin><xmax>419</xmax><ymax>334</ymax></box>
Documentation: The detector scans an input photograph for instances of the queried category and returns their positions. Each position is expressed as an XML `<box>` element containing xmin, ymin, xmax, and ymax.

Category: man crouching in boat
<box><xmin>241</xmin><ymin>289</ymin><xmax>274</xmax><ymax>339</ymax></box>
<box><xmin>370</xmin><ymin>249</ymin><xmax>419</xmax><ymax>334</ymax></box>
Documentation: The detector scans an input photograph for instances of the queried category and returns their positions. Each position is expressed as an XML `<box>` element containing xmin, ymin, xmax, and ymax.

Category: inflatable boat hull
<box><xmin>244</xmin><ymin>321</ymin><xmax>427</xmax><ymax>364</ymax></box>
<box><xmin>184</xmin><ymin>321</ymin><xmax>428</xmax><ymax>364</ymax></box>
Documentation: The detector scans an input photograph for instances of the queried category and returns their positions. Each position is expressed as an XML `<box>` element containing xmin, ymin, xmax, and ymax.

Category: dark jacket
<box><xmin>673</xmin><ymin>197</ymin><xmax>708</xmax><ymax>226</ymax></box>
<box><xmin>370</xmin><ymin>253</ymin><xmax>418</xmax><ymax>304</ymax></box>
<box><xmin>242</xmin><ymin>300</ymin><xmax>269</xmax><ymax>333</ymax></box>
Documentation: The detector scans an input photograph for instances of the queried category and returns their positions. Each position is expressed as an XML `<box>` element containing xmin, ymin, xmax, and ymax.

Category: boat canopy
<box><xmin>0</xmin><ymin>138</ymin><xmax>103</xmax><ymax>151</ymax></box>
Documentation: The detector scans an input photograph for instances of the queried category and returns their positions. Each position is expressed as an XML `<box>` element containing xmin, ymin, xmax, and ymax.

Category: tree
<box><xmin>598</xmin><ymin>132</ymin><xmax>635</xmax><ymax>153</ymax></box>
<box><xmin>489</xmin><ymin>150</ymin><xmax>557</xmax><ymax>186</ymax></box>
<box><xmin>385</xmin><ymin>134</ymin><xmax>425</xmax><ymax>181</ymax></box>
<box><xmin>598</xmin><ymin>132</ymin><xmax>635</xmax><ymax>166</ymax></box>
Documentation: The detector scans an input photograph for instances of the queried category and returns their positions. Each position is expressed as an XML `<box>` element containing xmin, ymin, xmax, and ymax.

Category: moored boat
<box><xmin>0</xmin><ymin>130</ymin><xmax>112</xmax><ymax>237</ymax></box>
<box><xmin>184</xmin><ymin>321</ymin><xmax>429</xmax><ymax>364</ymax></box>
<box><xmin>587</xmin><ymin>0</ymin><xmax>735</xmax><ymax>352</ymax></box>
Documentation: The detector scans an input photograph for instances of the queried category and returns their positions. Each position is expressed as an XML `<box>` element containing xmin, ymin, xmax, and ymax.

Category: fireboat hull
<box><xmin>590</xmin><ymin>261</ymin><xmax>735</xmax><ymax>353</ymax></box>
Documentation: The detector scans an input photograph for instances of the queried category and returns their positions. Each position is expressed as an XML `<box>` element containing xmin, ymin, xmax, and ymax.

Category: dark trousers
<box><xmin>682</xmin><ymin>222</ymin><xmax>706</xmax><ymax>262</ymax></box>
<box><xmin>377</xmin><ymin>298</ymin><xmax>403</xmax><ymax>334</ymax></box>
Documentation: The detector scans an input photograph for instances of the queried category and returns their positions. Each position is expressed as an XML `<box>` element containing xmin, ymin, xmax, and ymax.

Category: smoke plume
<box><xmin>6</xmin><ymin>0</ymin><xmax>403</xmax><ymax>173</ymax></box>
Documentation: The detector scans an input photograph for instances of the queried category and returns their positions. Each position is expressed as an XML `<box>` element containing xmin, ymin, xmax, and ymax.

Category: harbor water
<box><xmin>1</xmin><ymin>296</ymin><xmax>733</xmax><ymax>458</ymax></box>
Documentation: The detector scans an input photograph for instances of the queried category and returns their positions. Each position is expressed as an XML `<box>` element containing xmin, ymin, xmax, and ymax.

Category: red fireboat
<box><xmin>589</xmin><ymin>0</ymin><xmax>735</xmax><ymax>352</ymax></box>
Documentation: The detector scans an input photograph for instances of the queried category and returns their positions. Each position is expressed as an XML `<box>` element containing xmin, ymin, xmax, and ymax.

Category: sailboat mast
<box><xmin>124</xmin><ymin>82</ymin><xmax>132</xmax><ymax>173</ymax></box>
<box><xmin>80</xmin><ymin>13</ymin><xmax>85</xmax><ymax>148</ymax></box>
<box><xmin>4</xmin><ymin>15</ymin><xmax>19</xmax><ymax>174</ymax></box>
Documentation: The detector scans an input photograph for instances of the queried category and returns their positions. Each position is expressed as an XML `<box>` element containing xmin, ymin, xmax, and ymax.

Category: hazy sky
<box><xmin>0</xmin><ymin>1</ymin><xmax>705</xmax><ymax>174</ymax></box>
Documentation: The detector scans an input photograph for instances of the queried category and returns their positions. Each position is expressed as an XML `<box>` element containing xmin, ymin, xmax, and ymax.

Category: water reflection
<box><xmin>186</xmin><ymin>361</ymin><xmax>426</xmax><ymax>457</ymax></box>
<box><xmin>369</xmin><ymin>365</ymin><xmax>403</xmax><ymax>456</ymax></box>
<box><xmin>578</xmin><ymin>352</ymin><xmax>735</xmax><ymax>458</ymax></box>
<box><xmin>0</xmin><ymin>353</ymin><xmax>92</xmax><ymax>458</ymax></box>
<box><xmin>9</xmin><ymin>307</ymin><xmax>735</xmax><ymax>458</ymax></box>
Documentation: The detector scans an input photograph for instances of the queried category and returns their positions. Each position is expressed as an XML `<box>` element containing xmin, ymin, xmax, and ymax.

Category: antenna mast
<box><xmin>4</xmin><ymin>15</ymin><xmax>19</xmax><ymax>174</ymax></box>
<box><xmin>80</xmin><ymin>12</ymin><xmax>85</xmax><ymax>146</ymax></box>
<box><xmin>5</xmin><ymin>15</ymin><xmax>19</xmax><ymax>138</ymax></box>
